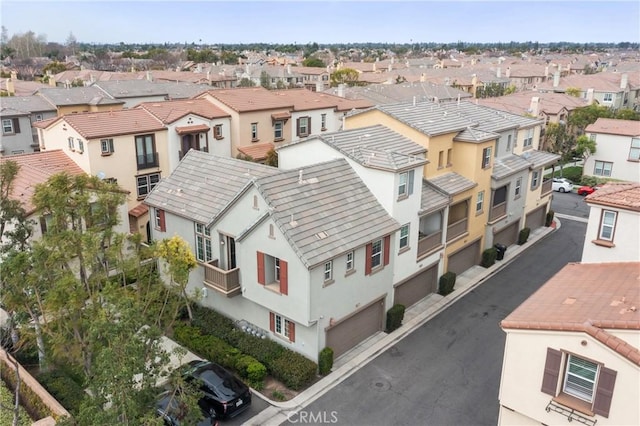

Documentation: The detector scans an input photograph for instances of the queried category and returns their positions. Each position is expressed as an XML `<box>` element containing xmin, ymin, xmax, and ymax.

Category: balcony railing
<box><xmin>137</xmin><ymin>152</ymin><xmax>159</xmax><ymax>170</ymax></box>
<box><xmin>446</xmin><ymin>218</ymin><xmax>468</xmax><ymax>242</ymax></box>
<box><xmin>541</xmin><ymin>179</ymin><xmax>552</xmax><ymax>195</ymax></box>
<box><xmin>489</xmin><ymin>202</ymin><xmax>507</xmax><ymax>222</ymax></box>
<box><xmin>417</xmin><ymin>230</ymin><xmax>443</xmax><ymax>257</ymax></box>
<box><xmin>202</xmin><ymin>259</ymin><xmax>241</xmax><ymax>297</ymax></box>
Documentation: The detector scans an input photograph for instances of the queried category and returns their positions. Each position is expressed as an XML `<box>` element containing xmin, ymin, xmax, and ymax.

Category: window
<box><xmin>251</xmin><ymin>123</ymin><xmax>258</xmax><ymax>141</ymax></box>
<box><xmin>346</xmin><ymin>251</ymin><xmax>354</xmax><ymax>272</ymax></box>
<box><xmin>563</xmin><ymin>354</ymin><xmax>598</xmax><ymax>402</ymax></box>
<box><xmin>603</xmin><ymin>93</ymin><xmax>613</xmax><ymax>102</ymax></box>
<box><xmin>77</xmin><ymin>140</ymin><xmax>84</xmax><ymax>154</ymax></box>
<box><xmin>531</xmin><ymin>170</ymin><xmax>540</xmax><ymax>189</ymax></box>
<box><xmin>589</xmin><ymin>133</ymin><xmax>596</xmax><ymax>142</ymax></box>
<box><xmin>68</xmin><ymin>137</ymin><xmax>75</xmax><ymax>150</ymax></box>
<box><xmin>365</xmin><ymin>236</ymin><xmax>389</xmax><ymax>275</ymax></box>
<box><xmin>257</xmin><ymin>252</ymin><xmax>288</xmax><ymax>294</ymax></box>
<box><xmin>2</xmin><ymin>119</ymin><xmax>19</xmax><ymax>134</ymax></box>
<box><xmin>195</xmin><ymin>223</ymin><xmax>212</xmax><ymax>262</ymax></box>
<box><xmin>515</xmin><ymin>177</ymin><xmax>522</xmax><ymax>198</ymax></box>
<box><xmin>321</xmin><ymin>113</ymin><xmax>327</xmax><ymax>130</ymax></box>
<box><xmin>507</xmin><ymin>134</ymin><xmax>512</xmax><ymax>151</ymax></box>
<box><xmin>135</xmin><ymin>134</ymin><xmax>158</xmax><ymax>169</ymax></box>
<box><xmin>438</xmin><ymin>151</ymin><xmax>444</xmax><ymax>168</ymax></box>
<box><xmin>446</xmin><ymin>148</ymin><xmax>452</xmax><ymax>166</ymax></box>
<box><xmin>324</xmin><ymin>261</ymin><xmax>333</xmax><ymax>281</ymax></box>
<box><xmin>274</xmin><ymin>258</ymin><xmax>280</xmax><ymax>282</ymax></box>
<box><xmin>476</xmin><ymin>191</ymin><xmax>484</xmax><ymax>213</ymax></box>
<box><xmin>399</xmin><ymin>224</ymin><xmax>409</xmax><ymax>249</ymax></box>
<box><xmin>629</xmin><ymin>138</ymin><xmax>640</xmax><ymax>161</ymax></box>
<box><xmin>274</xmin><ymin>121</ymin><xmax>283</xmax><ymax>140</ymax></box>
<box><xmin>214</xmin><ymin>124</ymin><xmax>223</xmax><ymax>139</ymax></box>
<box><xmin>297</xmin><ymin>116</ymin><xmax>310</xmax><ymax>137</ymax></box>
<box><xmin>482</xmin><ymin>147</ymin><xmax>492</xmax><ymax>168</ymax></box>
<box><xmin>101</xmin><ymin>138</ymin><xmax>114</xmax><ymax>155</ymax></box>
<box><xmin>598</xmin><ymin>210</ymin><xmax>617</xmax><ymax>241</ymax></box>
<box><xmin>398</xmin><ymin>170</ymin><xmax>415</xmax><ymax>198</ymax></box>
<box><xmin>154</xmin><ymin>208</ymin><xmax>166</xmax><ymax>232</ymax></box>
<box><xmin>270</xmin><ymin>313</ymin><xmax>295</xmax><ymax>342</ymax></box>
<box><xmin>524</xmin><ymin>129</ymin><xmax>534</xmax><ymax>148</ymax></box>
<box><xmin>371</xmin><ymin>239</ymin><xmax>382</xmax><ymax>269</ymax></box>
<box><xmin>136</xmin><ymin>172</ymin><xmax>160</xmax><ymax>198</ymax></box>
<box><xmin>594</xmin><ymin>161</ymin><xmax>613</xmax><ymax>177</ymax></box>
<box><xmin>39</xmin><ymin>214</ymin><xmax>52</xmax><ymax>235</ymax></box>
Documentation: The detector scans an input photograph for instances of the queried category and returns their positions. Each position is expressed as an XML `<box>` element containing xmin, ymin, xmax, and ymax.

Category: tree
<box><xmin>574</xmin><ymin>135</ymin><xmax>596</xmax><ymax>161</ymax></box>
<box><xmin>0</xmin><ymin>160</ymin><xmax>32</xmax><ymax>253</ymax></box>
<box><xmin>260</xmin><ymin>71</ymin><xmax>271</xmax><ymax>89</ymax></box>
<box><xmin>238</xmin><ymin>77</ymin><xmax>255</xmax><ymax>87</ymax></box>
<box><xmin>265</xmin><ymin>148</ymin><xmax>278</xmax><ymax>167</ymax></box>
<box><xmin>614</xmin><ymin>109</ymin><xmax>640</xmax><ymax>121</ymax></box>
<box><xmin>155</xmin><ymin>235</ymin><xmax>198</xmax><ymax>322</ymax></box>
<box><xmin>42</xmin><ymin>61</ymin><xmax>67</xmax><ymax>75</ymax></box>
<box><xmin>567</xmin><ymin>104</ymin><xmax>613</xmax><ymax>134</ymax></box>
<box><xmin>565</xmin><ymin>87</ymin><xmax>581</xmax><ymax>97</ymax></box>
<box><xmin>330</xmin><ymin>68</ymin><xmax>360</xmax><ymax>87</ymax></box>
<box><xmin>302</xmin><ymin>56</ymin><xmax>325</xmax><ymax>67</ymax></box>
<box><xmin>65</xmin><ymin>32</ymin><xmax>77</xmax><ymax>57</ymax></box>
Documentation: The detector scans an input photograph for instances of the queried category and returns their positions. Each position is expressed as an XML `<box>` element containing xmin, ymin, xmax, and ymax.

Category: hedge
<box><xmin>481</xmin><ymin>247</ymin><xmax>497</xmax><ymax>268</ymax></box>
<box><xmin>37</xmin><ymin>369</ymin><xmax>85</xmax><ymax>414</ymax></box>
<box><xmin>318</xmin><ymin>348</ymin><xmax>334</xmax><ymax>376</ymax></box>
<box><xmin>518</xmin><ymin>227</ymin><xmax>531</xmax><ymax>245</ymax></box>
<box><xmin>386</xmin><ymin>304</ymin><xmax>405</xmax><ymax>332</ymax></box>
<box><xmin>438</xmin><ymin>272</ymin><xmax>457</xmax><ymax>296</ymax></box>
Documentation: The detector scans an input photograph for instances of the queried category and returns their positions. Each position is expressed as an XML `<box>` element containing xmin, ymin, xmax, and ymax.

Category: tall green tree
<box><xmin>0</xmin><ymin>160</ymin><xmax>32</xmax><ymax>253</ymax></box>
<box><xmin>330</xmin><ymin>68</ymin><xmax>360</xmax><ymax>87</ymax></box>
<box><xmin>567</xmin><ymin>104</ymin><xmax>613</xmax><ymax>134</ymax></box>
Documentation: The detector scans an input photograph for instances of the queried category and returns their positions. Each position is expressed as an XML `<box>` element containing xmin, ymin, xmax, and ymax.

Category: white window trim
<box><xmin>371</xmin><ymin>239</ymin><xmax>382</xmax><ymax>269</ymax></box>
<box><xmin>562</xmin><ymin>354</ymin><xmax>599</xmax><ymax>402</ymax></box>
<box><xmin>1</xmin><ymin>119</ymin><xmax>13</xmax><ymax>134</ymax></box>
<box><xmin>399</xmin><ymin>224</ymin><xmax>409</xmax><ymax>249</ymax></box>
<box><xmin>195</xmin><ymin>223</ymin><xmax>212</xmax><ymax>262</ymax></box>
<box><xmin>476</xmin><ymin>191</ymin><xmax>484</xmax><ymax>213</ymax></box>
<box><xmin>324</xmin><ymin>260</ymin><xmax>333</xmax><ymax>281</ymax></box>
<box><xmin>274</xmin><ymin>314</ymin><xmax>291</xmax><ymax>339</ymax></box>
<box><xmin>598</xmin><ymin>210</ymin><xmax>616</xmax><ymax>241</ymax></box>
<box><xmin>346</xmin><ymin>251</ymin><xmax>354</xmax><ymax>271</ymax></box>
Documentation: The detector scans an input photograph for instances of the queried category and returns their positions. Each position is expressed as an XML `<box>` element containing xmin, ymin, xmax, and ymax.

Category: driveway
<box><xmin>550</xmin><ymin>191</ymin><xmax>590</xmax><ymax>219</ymax></box>
<box><xmin>280</xmin><ymin>220</ymin><xmax>586</xmax><ymax>426</ymax></box>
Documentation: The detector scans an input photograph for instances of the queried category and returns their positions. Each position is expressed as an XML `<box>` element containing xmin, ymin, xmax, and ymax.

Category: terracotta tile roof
<box><xmin>585</xmin><ymin>118</ymin><xmax>640</xmax><ymax>137</ymax></box>
<box><xmin>585</xmin><ymin>182</ymin><xmax>640</xmax><ymax>212</ymax></box>
<box><xmin>0</xmin><ymin>150</ymin><xmax>85</xmax><ymax>214</ymax></box>
<box><xmin>175</xmin><ymin>124</ymin><xmax>210</xmax><ymax>135</ymax></box>
<box><xmin>62</xmin><ymin>109</ymin><xmax>166</xmax><ymax>139</ymax></box>
<box><xmin>501</xmin><ymin>262</ymin><xmax>640</xmax><ymax>366</ymax></box>
<box><xmin>128</xmin><ymin>203</ymin><xmax>149</xmax><ymax>218</ymax></box>
<box><xmin>137</xmin><ymin>98</ymin><xmax>230</xmax><ymax>123</ymax></box>
<box><xmin>32</xmin><ymin>116</ymin><xmax>60</xmax><ymax>129</ymax></box>
<box><xmin>200</xmin><ymin>87</ymin><xmax>294</xmax><ymax>112</ymax></box>
<box><xmin>237</xmin><ymin>142</ymin><xmax>275</xmax><ymax>161</ymax></box>
<box><xmin>476</xmin><ymin>91</ymin><xmax>589</xmax><ymax>116</ymax></box>
<box><xmin>270</xmin><ymin>89</ymin><xmax>373</xmax><ymax>112</ymax></box>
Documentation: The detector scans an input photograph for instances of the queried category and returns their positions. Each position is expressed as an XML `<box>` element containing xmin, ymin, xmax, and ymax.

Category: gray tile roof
<box><xmin>255</xmin><ymin>159</ymin><xmax>400</xmax><ymax>268</ymax></box>
<box><xmin>0</xmin><ymin>106</ymin><xmax>29</xmax><ymax>117</ymax></box>
<box><xmin>144</xmin><ymin>150</ymin><xmax>279</xmax><ymax>224</ymax></box>
<box><xmin>442</xmin><ymin>101</ymin><xmax>543</xmax><ymax>131</ymax></box>
<box><xmin>323</xmin><ymin>81</ymin><xmax>472</xmax><ymax>104</ymax></box>
<box><xmin>420</xmin><ymin>180</ymin><xmax>450</xmax><ymax>215</ymax></box>
<box><xmin>94</xmin><ymin>80</ymin><xmax>211</xmax><ymax>100</ymax></box>
<box><xmin>492</xmin><ymin>154</ymin><xmax>532</xmax><ymax>180</ymax></box>
<box><xmin>454</xmin><ymin>126</ymin><xmax>499</xmax><ymax>143</ymax></box>
<box><xmin>428</xmin><ymin>172</ymin><xmax>477</xmax><ymax>196</ymax></box>
<box><xmin>520</xmin><ymin>150</ymin><xmax>561</xmax><ymax>169</ymax></box>
<box><xmin>0</xmin><ymin>95</ymin><xmax>56</xmax><ymax>113</ymax></box>
<box><xmin>368</xmin><ymin>101</ymin><xmax>471</xmax><ymax>136</ymax></box>
<box><xmin>36</xmin><ymin>87</ymin><xmax>124</xmax><ymax>107</ymax></box>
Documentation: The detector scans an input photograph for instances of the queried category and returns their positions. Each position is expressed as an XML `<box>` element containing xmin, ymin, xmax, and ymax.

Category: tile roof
<box><xmin>200</xmin><ymin>87</ymin><xmax>294</xmax><ymax>112</ymax></box>
<box><xmin>36</xmin><ymin>87</ymin><xmax>124</xmax><ymax>107</ymax></box>
<box><xmin>585</xmin><ymin>182</ymin><xmax>640</xmax><ymax>212</ymax></box>
<box><xmin>0</xmin><ymin>106</ymin><xmax>30</xmax><ymax>117</ymax></box>
<box><xmin>368</xmin><ymin>101</ymin><xmax>472</xmax><ymax>136</ymax></box>
<box><xmin>94</xmin><ymin>80</ymin><xmax>211</xmax><ymax>101</ymax></box>
<box><xmin>0</xmin><ymin>150</ymin><xmax>85</xmax><ymax>214</ymax></box>
<box><xmin>137</xmin><ymin>98</ymin><xmax>230</xmax><ymax>123</ymax></box>
<box><xmin>476</xmin><ymin>91</ymin><xmax>589</xmax><ymax>116</ymax></box>
<box><xmin>520</xmin><ymin>150</ymin><xmax>561</xmax><ymax>169</ymax></box>
<box><xmin>0</xmin><ymin>95</ymin><xmax>56</xmax><ymax>113</ymax></box>
<box><xmin>585</xmin><ymin>118</ymin><xmax>640</xmax><ymax>137</ymax></box>
<box><xmin>428</xmin><ymin>172</ymin><xmax>477</xmax><ymax>196</ymax></box>
<box><xmin>443</xmin><ymin>101</ymin><xmax>543</xmax><ymax>131</ymax></box>
<box><xmin>237</xmin><ymin>142</ymin><xmax>275</xmax><ymax>161</ymax></box>
<box><xmin>492</xmin><ymin>154</ymin><xmax>532</xmax><ymax>180</ymax></box>
<box><xmin>144</xmin><ymin>150</ymin><xmax>279</xmax><ymax>224</ymax></box>
<box><xmin>454</xmin><ymin>126</ymin><xmax>499</xmax><ymax>143</ymax></box>
<box><xmin>254</xmin><ymin>159</ymin><xmax>400</xmax><ymax>268</ymax></box>
<box><xmin>501</xmin><ymin>262</ymin><xmax>640</xmax><ymax>366</ymax></box>
<box><xmin>62</xmin><ymin>109</ymin><xmax>166</xmax><ymax>139</ymax></box>
<box><xmin>270</xmin><ymin>88</ymin><xmax>373</xmax><ymax>112</ymax></box>
<box><xmin>323</xmin><ymin>81</ymin><xmax>471</xmax><ymax>104</ymax></box>
<box><xmin>420</xmin><ymin>180</ymin><xmax>450</xmax><ymax>215</ymax></box>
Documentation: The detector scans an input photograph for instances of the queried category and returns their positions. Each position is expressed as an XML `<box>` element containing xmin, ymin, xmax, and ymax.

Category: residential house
<box><xmin>0</xmin><ymin>95</ymin><xmax>58</xmax><ymax>154</ymax></box>
<box><xmin>323</xmin><ymin>81</ymin><xmax>471</xmax><ymax>105</ymax></box>
<box><xmin>498</xmin><ymin>261</ymin><xmax>640</xmax><ymax>426</ymax></box>
<box><xmin>583</xmin><ymin>118</ymin><xmax>640</xmax><ymax>183</ymax></box>
<box><xmin>582</xmin><ymin>182</ymin><xmax>640</xmax><ymax>263</ymax></box>
<box><xmin>92</xmin><ymin>80</ymin><xmax>212</xmax><ymax>108</ymax></box>
<box><xmin>35</xmin><ymin>86</ymin><xmax>125</xmax><ymax>116</ymax></box>
<box><xmin>144</xmin><ymin>150</ymin><xmax>400</xmax><ymax>361</ymax></box>
<box><xmin>34</xmin><ymin>109</ymin><xmax>168</xmax><ymax>240</ymax></box>
<box><xmin>136</xmin><ymin>99</ymin><xmax>232</xmax><ymax>170</ymax></box>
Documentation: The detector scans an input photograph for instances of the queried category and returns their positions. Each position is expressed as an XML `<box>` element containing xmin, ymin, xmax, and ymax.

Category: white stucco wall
<box><xmin>583</xmin><ymin>133</ymin><xmax>640</xmax><ymax>183</ymax></box>
<box><xmin>582</xmin><ymin>204</ymin><xmax>640</xmax><ymax>263</ymax></box>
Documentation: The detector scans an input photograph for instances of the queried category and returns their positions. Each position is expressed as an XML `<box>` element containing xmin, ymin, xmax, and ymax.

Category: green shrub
<box><xmin>232</xmin><ymin>331</ymin><xmax>285</xmax><ymax>367</ymax></box>
<box><xmin>270</xmin><ymin>351</ymin><xmax>317</xmax><ymax>390</ymax></box>
<box><xmin>37</xmin><ymin>369</ymin><xmax>85</xmax><ymax>414</ymax></box>
<box><xmin>0</xmin><ymin>357</ymin><xmax>52</xmax><ymax>421</ymax></box>
<box><xmin>318</xmin><ymin>347</ymin><xmax>334</xmax><ymax>376</ymax></box>
<box><xmin>438</xmin><ymin>271</ymin><xmax>456</xmax><ymax>296</ymax></box>
<box><xmin>481</xmin><ymin>247</ymin><xmax>497</xmax><ymax>268</ymax></box>
<box><xmin>246</xmin><ymin>362</ymin><xmax>267</xmax><ymax>389</ymax></box>
<box><xmin>518</xmin><ymin>227</ymin><xmax>531</xmax><ymax>245</ymax></box>
<box><xmin>271</xmin><ymin>390</ymin><xmax>286</xmax><ymax>401</ymax></box>
<box><xmin>545</xmin><ymin>210</ymin><xmax>555</xmax><ymax>227</ymax></box>
<box><xmin>385</xmin><ymin>304</ymin><xmax>405</xmax><ymax>332</ymax></box>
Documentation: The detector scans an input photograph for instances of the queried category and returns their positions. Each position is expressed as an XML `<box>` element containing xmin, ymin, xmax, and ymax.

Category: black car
<box><xmin>182</xmin><ymin>360</ymin><xmax>252</xmax><ymax>419</ymax></box>
<box><xmin>156</xmin><ymin>390</ymin><xmax>219</xmax><ymax>426</ymax></box>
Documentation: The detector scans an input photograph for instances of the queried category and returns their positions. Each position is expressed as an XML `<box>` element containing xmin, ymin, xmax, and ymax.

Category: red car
<box><xmin>577</xmin><ymin>185</ymin><xmax>600</xmax><ymax>196</ymax></box>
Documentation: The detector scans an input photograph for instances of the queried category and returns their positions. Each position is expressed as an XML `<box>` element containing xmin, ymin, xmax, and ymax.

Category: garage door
<box><xmin>525</xmin><ymin>204</ymin><xmax>547</xmax><ymax>230</ymax></box>
<box><xmin>325</xmin><ymin>298</ymin><xmax>384</xmax><ymax>358</ymax></box>
<box><xmin>494</xmin><ymin>222</ymin><xmax>519</xmax><ymax>247</ymax></box>
<box><xmin>447</xmin><ymin>239</ymin><xmax>481</xmax><ymax>275</ymax></box>
<box><xmin>394</xmin><ymin>264</ymin><xmax>438</xmax><ymax>308</ymax></box>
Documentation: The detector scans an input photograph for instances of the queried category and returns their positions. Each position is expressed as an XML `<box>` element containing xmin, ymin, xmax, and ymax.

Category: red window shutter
<box><xmin>383</xmin><ymin>235</ymin><xmax>390</xmax><ymax>266</ymax></box>
<box><xmin>288</xmin><ymin>321</ymin><xmax>295</xmax><ymax>342</ymax></box>
<box><xmin>593</xmin><ymin>367</ymin><xmax>617</xmax><ymax>418</ymax></box>
<box><xmin>158</xmin><ymin>209</ymin><xmax>166</xmax><ymax>232</ymax></box>
<box><xmin>280</xmin><ymin>260</ymin><xmax>288</xmax><ymax>295</ymax></box>
<box><xmin>540</xmin><ymin>348</ymin><xmax>562</xmax><ymax>396</ymax></box>
<box><xmin>257</xmin><ymin>251</ymin><xmax>265</xmax><ymax>285</ymax></box>
<box><xmin>365</xmin><ymin>243</ymin><xmax>372</xmax><ymax>275</ymax></box>
<box><xmin>269</xmin><ymin>312</ymin><xmax>275</xmax><ymax>332</ymax></box>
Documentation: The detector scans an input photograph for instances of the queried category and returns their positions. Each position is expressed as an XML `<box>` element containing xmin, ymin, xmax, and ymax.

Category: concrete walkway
<box><xmin>245</xmin><ymin>220</ymin><xmax>559</xmax><ymax>426</ymax></box>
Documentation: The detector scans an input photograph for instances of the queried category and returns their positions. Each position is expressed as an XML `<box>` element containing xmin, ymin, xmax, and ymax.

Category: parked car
<box><xmin>182</xmin><ymin>360</ymin><xmax>252</xmax><ymax>419</ymax></box>
<box><xmin>156</xmin><ymin>390</ymin><xmax>219</xmax><ymax>426</ymax></box>
<box><xmin>577</xmin><ymin>185</ymin><xmax>601</xmax><ymax>196</ymax></box>
<box><xmin>552</xmin><ymin>177</ymin><xmax>574</xmax><ymax>193</ymax></box>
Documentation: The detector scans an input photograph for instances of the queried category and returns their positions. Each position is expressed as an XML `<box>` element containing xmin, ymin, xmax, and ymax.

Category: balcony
<box><xmin>446</xmin><ymin>218</ymin><xmax>468</xmax><ymax>242</ymax></box>
<box><xmin>489</xmin><ymin>202</ymin><xmax>507</xmax><ymax>222</ymax></box>
<box><xmin>417</xmin><ymin>230</ymin><xmax>443</xmax><ymax>258</ymax></box>
<box><xmin>202</xmin><ymin>259</ymin><xmax>241</xmax><ymax>297</ymax></box>
<box><xmin>137</xmin><ymin>152</ymin><xmax>159</xmax><ymax>170</ymax></box>
<box><xmin>541</xmin><ymin>178</ymin><xmax>552</xmax><ymax>195</ymax></box>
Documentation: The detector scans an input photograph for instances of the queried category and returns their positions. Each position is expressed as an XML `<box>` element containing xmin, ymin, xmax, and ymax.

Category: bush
<box><xmin>481</xmin><ymin>247</ymin><xmax>497</xmax><ymax>268</ymax></box>
<box><xmin>386</xmin><ymin>304</ymin><xmax>405</xmax><ymax>333</ymax></box>
<box><xmin>246</xmin><ymin>362</ymin><xmax>267</xmax><ymax>389</ymax></box>
<box><xmin>438</xmin><ymin>272</ymin><xmax>456</xmax><ymax>296</ymax></box>
<box><xmin>270</xmin><ymin>351</ymin><xmax>317</xmax><ymax>390</ymax></box>
<box><xmin>518</xmin><ymin>227</ymin><xmax>531</xmax><ymax>245</ymax></box>
<box><xmin>556</xmin><ymin>167</ymin><xmax>583</xmax><ymax>183</ymax></box>
<box><xmin>37</xmin><ymin>369</ymin><xmax>85</xmax><ymax>414</ymax></box>
<box><xmin>318</xmin><ymin>347</ymin><xmax>334</xmax><ymax>376</ymax></box>
<box><xmin>545</xmin><ymin>210</ymin><xmax>555</xmax><ymax>227</ymax></box>
<box><xmin>0</xmin><ymin>357</ymin><xmax>52</xmax><ymax>421</ymax></box>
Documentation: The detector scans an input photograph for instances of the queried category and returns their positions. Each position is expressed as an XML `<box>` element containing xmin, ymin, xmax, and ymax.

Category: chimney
<box><xmin>245</xmin><ymin>64</ymin><xmax>250</xmax><ymax>74</ymax></box>
<box><xmin>146</xmin><ymin>70</ymin><xmax>151</xmax><ymax>81</ymax></box>
<box><xmin>196</xmin><ymin>64</ymin><xmax>202</xmax><ymax>73</ymax></box>
<box><xmin>49</xmin><ymin>74</ymin><xmax>56</xmax><ymax>87</ymax></box>
<box><xmin>586</xmin><ymin>88</ymin><xmax>595</xmax><ymax>105</ymax></box>
<box><xmin>372</xmin><ymin>62</ymin><xmax>376</xmax><ymax>72</ymax></box>
<box><xmin>337</xmin><ymin>83</ymin><xmax>344</xmax><ymax>98</ymax></box>
<box><xmin>529</xmin><ymin>96</ymin><xmax>540</xmax><ymax>116</ymax></box>
<box><xmin>496</xmin><ymin>67</ymin><xmax>501</xmax><ymax>78</ymax></box>
<box><xmin>621</xmin><ymin>73</ymin><xmax>628</xmax><ymax>89</ymax></box>
<box><xmin>6</xmin><ymin>77</ymin><xmax>15</xmax><ymax>95</ymax></box>
<box><xmin>388</xmin><ymin>63</ymin><xmax>392</xmax><ymax>72</ymax></box>
<box><xmin>544</xmin><ymin>66</ymin><xmax>549</xmax><ymax>77</ymax></box>
<box><xmin>10</xmin><ymin>71</ymin><xmax>17</xmax><ymax>80</ymax></box>
<box><xmin>505</xmin><ymin>67</ymin><xmax>511</xmax><ymax>78</ymax></box>
<box><xmin>287</xmin><ymin>64</ymin><xmax>292</xmax><ymax>74</ymax></box>
<box><xmin>553</xmin><ymin>71</ymin><xmax>560</xmax><ymax>88</ymax></box>
<box><xmin>413</xmin><ymin>96</ymin><xmax>416</xmax><ymax>107</ymax></box>
<box><xmin>420</xmin><ymin>73</ymin><xmax>426</xmax><ymax>82</ymax></box>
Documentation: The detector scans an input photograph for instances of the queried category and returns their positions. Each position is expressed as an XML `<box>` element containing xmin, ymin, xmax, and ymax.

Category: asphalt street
<box><xmin>550</xmin><ymin>191</ymin><xmax>590</xmax><ymax>219</ymax></box>
<box><xmin>279</xmin><ymin>219</ymin><xmax>587</xmax><ymax>426</ymax></box>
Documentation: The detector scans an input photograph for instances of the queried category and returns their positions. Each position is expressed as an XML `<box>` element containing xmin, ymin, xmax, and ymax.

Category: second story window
<box><xmin>482</xmin><ymin>147</ymin><xmax>492</xmax><ymax>168</ymax></box>
<box><xmin>346</xmin><ymin>251</ymin><xmax>354</xmax><ymax>272</ymax></box>
<box><xmin>2</xmin><ymin>119</ymin><xmax>18</xmax><ymax>134</ymax></box>
<box><xmin>438</xmin><ymin>151</ymin><xmax>444</xmax><ymax>168</ymax></box>
<box><xmin>398</xmin><ymin>170</ymin><xmax>415</xmax><ymax>198</ymax></box>
<box><xmin>195</xmin><ymin>223</ymin><xmax>212</xmax><ymax>262</ymax></box>
<box><xmin>594</xmin><ymin>161</ymin><xmax>613</xmax><ymax>177</ymax></box>
<box><xmin>274</xmin><ymin>121</ymin><xmax>283</xmax><ymax>140</ymax></box>
<box><xmin>524</xmin><ymin>129</ymin><xmax>534</xmax><ymax>148</ymax></box>
<box><xmin>507</xmin><ymin>134</ymin><xmax>512</xmax><ymax>151</ymax></box>
<box><xmin>371</xmin><ymin>239</ymin><xmax>382</xmax><ymax>269</ymax></box>
<box><xmin>136</xmin><ymin>172</ymin><xmax>160</xmax><ymax>199</ymax></box>
<box><xmin>447</xmin><ymin>148</ymin><xmax>452</xmax><ymax>166</ymax></box>
<box><xmin>101</xmin><ymin>138</ymin><xmax>114</xmax><ymax>155</ymax></box>
<box><xmin>598</xmin><ymin>210</ymin><xmax>617</xmax><ymax>241</ymax></box>
<box><xmin>251</xmin><ymin>123</ymin><xmax>258</xmax><ymax>141</ymax></box>
<box><xmin>214</xmin><ymin>124</ymin><xmax>223</xmax><ymax>140</ymax></box>
<box><xmin>324</xmin><ymin>261</ymin><xmax>333</xmax><ymax>281</ymax></box>
<box><xmin>68</xmin><ymin>137</ymin><xmax>75</xmax><ymax>150</ymax></box>
<box><xmin>135</xmin><ymin>134</ymin><xmax>158</xmax><ymax>169</ymax></box>
<box><xmin>297</xmin><ymin>116</ymin><xmax>310</xmax><ymax>137</ymax></box>
<box><xmin>321</xmin><ymin>114</ymin><xmax>327</xmax><ymax>131</ymax></box>
<box><xmin>603</xmin><ymin>93</ymin><xmax>613</xmax><ymax>102</ymax></box>
<box><xmin>399</xmin><ymin>224</ymin><xmax>409</xmax><ymax>249</ymax></box>
<box><xmin>629</xmin><ymin>138</ymin><xmax>640</xmax><ymax>161</ymax></box>
<box><xmin>476</xmin><ymin>191</ymin><xmax>484</xmax><ymax>213</ymax></box>
<box><xmin>77</xmin><ymin>140</ymin><xmax>84</xmax><ymax>154</ymax></box>
<box><xmin>531</xmin><ymin>170</ymin><xmax>540</xmax><ymax>189</ymax></box>
<box><xmin>515</xmin><ymin>177</ymin><xmax>522</xmax><ymax>198</ymax></box>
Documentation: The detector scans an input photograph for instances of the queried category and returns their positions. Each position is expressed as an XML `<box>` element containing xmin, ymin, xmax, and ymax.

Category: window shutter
<box><xmin>158</xmin><ymin>209</ymin><xmax>166</xmax><ymax>232</ymax></box>
<box><xmin>109</xmin><ymin>139</ymin><xmax>114</xmax><ymax>152</ymax></box>
<box><xmin>296</xmin><ymin>118</ymin><xmax>300</xmax><ymax>137</ymax></box>
<box><xmin>307</xmin><ymin>117</ymin><xmax>311</xmax><ymax>135</ymax></box>
<box><xmin>280</xmin><ymin>260</ymin><xmax>288</xmax><ymax>295</ymax></box>
<box><xmin>593</xmin><ymin>367</ymin><xmax>617</xmax><ymax>418</ymax></box>
<box><xmin>408</xmin><ymin>170</ymin><xmax>414</xmax><ymax>195</ymax></box>
<box><xmin>365</xmin><ymin>243</ymin><xmax>372</xmax><ymax>275</ymax></box>
<box><xmin>257</xmin><ymin>251</ymin><xmax>265</xmax><ymax>285</ymax></box>
<box><xmin>13</xmin><ymin>118</ymin><xmax>20</xmax><ymax>133</ymax></box>
<box><xmin>288</xmin><ymin>321</ymin><xmax>295</xmax><ymax>342</ymax></box>
<box><xmin>269</xmin><ymin>312</ymin><xmax>275</xmax><ymax>332</ymax></box>
<box><xmin>540</xmin><ymin>347</ymin><xmax>562</xmax><ymax>396</ymax></box>
<box><xmin>383</xmin><ymin>235</ymin><xmax>390</xmax><ymax>266</ymax></box>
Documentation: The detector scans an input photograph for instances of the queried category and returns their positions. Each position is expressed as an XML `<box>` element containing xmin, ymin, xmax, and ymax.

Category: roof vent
<box><xmin>562</xmin><ymin>297</ymin><xmax>577</xmax><ymax>305</ymax></box>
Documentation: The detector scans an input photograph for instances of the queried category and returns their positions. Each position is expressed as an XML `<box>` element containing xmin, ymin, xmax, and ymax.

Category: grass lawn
<box><xmin>0</xmin><ymin>381</ymin><xmax>33</xmax><ymax>426</ymax></box>
<box><xmin>547</xmin><ymin>166</ymin><xmax>583</xmax><ymax>183</ymax></box>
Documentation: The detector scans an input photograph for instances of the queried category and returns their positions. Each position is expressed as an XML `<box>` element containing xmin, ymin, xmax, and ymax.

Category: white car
<box><xmin>552</xmin><ymin>177</ymin><xmax>574</xmax><ymax>193</ymax></box>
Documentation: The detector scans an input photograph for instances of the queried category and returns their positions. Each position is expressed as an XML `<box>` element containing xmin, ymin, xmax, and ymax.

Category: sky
<box><xmin>1</xmin><ymin>1</ymin><xmax>639</xmax><ymax>45</ymax></box>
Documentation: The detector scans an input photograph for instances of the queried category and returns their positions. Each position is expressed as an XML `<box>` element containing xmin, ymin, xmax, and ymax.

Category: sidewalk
<box><xmin>245</xmin><ymin>220</ymin><xmax>559</xmax><ymax>426</ymax></box>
